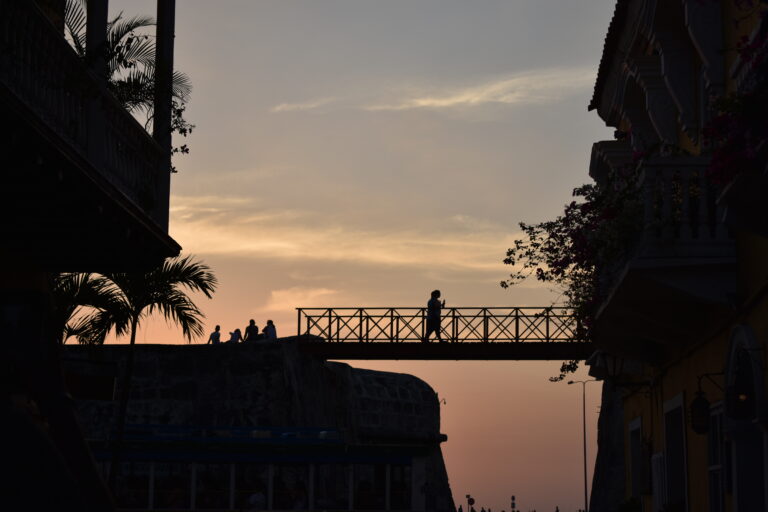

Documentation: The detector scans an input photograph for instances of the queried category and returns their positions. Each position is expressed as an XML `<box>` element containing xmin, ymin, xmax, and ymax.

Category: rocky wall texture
<box><xmin>64</xmin><ymin>338</ymin><xmax>454</xmax><ymax>510</ymax></box>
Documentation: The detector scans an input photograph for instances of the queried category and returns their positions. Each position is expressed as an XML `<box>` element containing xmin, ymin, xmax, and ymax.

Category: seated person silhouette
<box><xmin>207</xmin><ymin>325</ymin><xmax>221</xmax><ymax>345</ymax></box>
<box><xmin>263</xmin><ymin>320</ymin><xmax>277</xmax><ymax>341</ymax></box>
<box><xmin>226</xmin><ymin>328</ymin><xmax>243</xmax><ymax>343</ymax></box>
<box><xmin>243</xmin><ymin>319</ymin><xmax>259</xmax><ymax>342</ymax></box>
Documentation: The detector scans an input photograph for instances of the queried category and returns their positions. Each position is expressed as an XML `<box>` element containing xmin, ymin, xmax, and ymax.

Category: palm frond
<box><xmin>52</xmin><ymin>271</ymin><xmax>132</xmax><ymax>343</ymax></box>
<box><xmin>63</xmin><ymin>0</ymin><xmax>87</xmax><ymax>57</ymax></box>
<box><xmin>147</xmin><ymin>289</ymin><xmax>206</xmax><ymax>342</ymax></box>
<box><xmin>120</xmin><ymin>35</ymin><xmax>156</xmax><ymax>69</ymax></box>
<box><xmin>87</xmin><ymin>275</ymin><xmax>134</xmax><ymax>339</ymax></box>
<box><xmin>65</xmin><ymin>313</ymin><xmax>107</xmax><ymax>345</ymax></box>
<box><xmin>152</xmin><ymin>256</ymin><xmax>218</xmax><ymax>299</ymax></box>
<box><xmin>110</xmin><ymin>69</ymin><xmax>155</xmax><ymax>113</ymax></box>
<box><xmin>172</xmin><ymin>71</ymin><xmax>193</xmax><ymax>102</ymax></box>
<box><xmin>97</xmin><ymin>256</ymin><xmax>216</xmax><ymax>343</ymax></box>
<box><xmin>140</xmin><ymin>63</ymin><xmax>193</xmax><ymax>103</ymax></box>
<box><xmin>107</xmin><ymin>14</ymin><xmax>155</xmax><ymax>47</ymax></box>
<box><xmin>52</xmin><ymin>272</ymin><xmax>94</xmax><ymax>337</ymax></box>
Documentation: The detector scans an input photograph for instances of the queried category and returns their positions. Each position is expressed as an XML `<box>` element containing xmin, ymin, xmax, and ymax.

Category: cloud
<box><xmin>271</xmin><ymin>97</ymin><xmax>336</xmax><ymax>113</ymax></box>
<box><xmin>263</xmin><ymin>287</ymin><xmax>340</xmax><ymax>311</ymax></box>
<box><xmin>365</xmin><ymin>67</ymin><xmax>595</xmax><ymax>111</ymax></box>
<box><xmin>169</xmin><ymin>194</ymin><xmax>516</xmax><ymax>273</ymax></box>
<box><xmin>266</xmin><ymin>67</ymin><xmax>594</xmax><ymax>116</ymax></box>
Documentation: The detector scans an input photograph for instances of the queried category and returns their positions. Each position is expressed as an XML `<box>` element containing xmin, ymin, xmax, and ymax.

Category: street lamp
<box><xmin>568</xmin><ymin>379</ymin><xmax>597</xmax><ymax>512</ymax></box>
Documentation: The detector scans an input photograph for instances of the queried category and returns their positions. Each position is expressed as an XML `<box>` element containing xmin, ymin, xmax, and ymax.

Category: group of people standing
<box><xmin>206</xmin><ymin>319</ymin><xmax>277</xmax><ymax>345</ymax></box>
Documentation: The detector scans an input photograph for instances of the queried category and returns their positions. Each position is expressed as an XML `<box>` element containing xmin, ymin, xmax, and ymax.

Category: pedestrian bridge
<box><xmin>295</xmin><ymin>307</ymin><xmax>593</xmax><ymax>360</ymax></box>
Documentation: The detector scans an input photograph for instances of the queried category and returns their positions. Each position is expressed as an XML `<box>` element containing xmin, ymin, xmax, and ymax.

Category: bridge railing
<box><xmin>296</xmin><ymin>307</ymin><xmax>578</xmax><ymax>343</ymax></box>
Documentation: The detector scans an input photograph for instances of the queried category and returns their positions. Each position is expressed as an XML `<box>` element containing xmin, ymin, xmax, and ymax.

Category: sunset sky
<box><xmin>112</xmin><ymin>1</ymin><xmax>616</xmax><ymax>509</ymax></box>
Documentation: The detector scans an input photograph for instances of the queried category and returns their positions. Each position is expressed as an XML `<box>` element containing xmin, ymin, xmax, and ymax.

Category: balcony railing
<box><xmin>0</xmin><ymin>0</ymin><xmax>168</xmax><ymax>226</ymax></box>
<box><xmin>636</xmin><ymin>157</ymin><xmax>732</xmax><ymax>258</ymax></box>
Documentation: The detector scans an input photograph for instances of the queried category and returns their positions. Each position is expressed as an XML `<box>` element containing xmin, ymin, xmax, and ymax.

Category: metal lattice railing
<box><xmin>296</xmin><ymin>307</ymin><xmax>579</xmax><ymax>343</ymax></box>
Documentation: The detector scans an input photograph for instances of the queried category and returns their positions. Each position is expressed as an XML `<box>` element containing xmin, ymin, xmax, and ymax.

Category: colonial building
<box><xmin>587</xmin><ymin>1</ymin><xmax>768</xmax><ymax>511</ymax></box>
<box><xmin>1</xmin><ymin>1</ymin><xmax>180</xmax><ymax>509</ymax></box>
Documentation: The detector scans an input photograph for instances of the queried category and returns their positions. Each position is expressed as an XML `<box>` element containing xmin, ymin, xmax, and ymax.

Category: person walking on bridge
<box><xmin>423</xmin><ymin>289</ymin><xmax>446</xmax><ymax>343</ymax></box>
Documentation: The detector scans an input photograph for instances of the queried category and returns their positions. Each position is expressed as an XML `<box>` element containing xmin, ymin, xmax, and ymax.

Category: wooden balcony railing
<box><xmin>0</xmin><ymin>0</ymin><xmax>168</xmax><ymax>227</ymax></box>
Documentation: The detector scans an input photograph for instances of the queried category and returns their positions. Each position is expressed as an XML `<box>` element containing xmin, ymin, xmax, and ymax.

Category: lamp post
<box><xmin>568</xmin><ymin>379</ymin><xmax>597</xmax><ymax>512</ymax></box>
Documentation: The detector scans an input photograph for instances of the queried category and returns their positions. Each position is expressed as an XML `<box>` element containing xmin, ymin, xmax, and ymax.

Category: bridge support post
<box><xmin>358</xmin><ymin>308</ymin><xmax>363</xmax><ymax>342</ymax></box>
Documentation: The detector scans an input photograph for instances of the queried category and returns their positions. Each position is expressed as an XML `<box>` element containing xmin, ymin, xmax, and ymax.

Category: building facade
<box><xmin>587</xmin><ymin>1</ymin><xmax>768</xmax><ymax>511</ymax></box>
<box><xmin>1</xmin><ymin>1</ymin><xmax>180</xmax><ymax>509</ymax></box>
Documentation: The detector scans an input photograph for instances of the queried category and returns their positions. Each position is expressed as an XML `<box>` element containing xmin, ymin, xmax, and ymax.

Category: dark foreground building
<box><xmin>2</xmin><ymin>1</ymin><xmax>179</xmax><ymax>510</ymax></box>
<box><xmin>585</xmin><ymin>1</ymin><xmax>768</xmax><ymax>511</ymax></box>
<box><xmin>64</xmin><ymin>338</ymin><xmax>455</xmax><ymax>511</ymax></box>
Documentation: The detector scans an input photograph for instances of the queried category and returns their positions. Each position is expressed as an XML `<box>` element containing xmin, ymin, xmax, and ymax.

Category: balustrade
<box><xmin>638</xmin><ymin>158</ymin><xmax>730</xmax><ymax>253</ymax></box>
<box><xmin>0</xmin><ymin>0</ymin><xmax>167</xmax><ymax>225</ymax></box>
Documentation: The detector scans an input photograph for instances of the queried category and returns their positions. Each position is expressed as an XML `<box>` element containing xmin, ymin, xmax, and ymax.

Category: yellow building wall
<box><xmin>608</xmin><ymin>1</ymin><xmax>768</xmax><ymax>508</ymax></box>
<box><xmin>622</xmin><ymin>331</ymin><xmax>730</xmax><ymax>512</ymax></box>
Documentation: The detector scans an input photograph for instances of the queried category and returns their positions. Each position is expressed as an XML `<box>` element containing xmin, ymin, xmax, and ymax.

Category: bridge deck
<box><xmin>298</xmin><ymin>340</ymin><xmax>594</xmax><ymax>360</ymax></box>
<box><xmin>296</xmin><ymin>307</ymin><xmax>592</xmax><ymax>360</ymax></box>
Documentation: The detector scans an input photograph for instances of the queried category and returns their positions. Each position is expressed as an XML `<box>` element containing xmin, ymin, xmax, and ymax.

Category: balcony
<box><xmin>592</xmin><ymin>155</ymin><xmax>736</xmax><ymax>361</ymax></box>
<box><xmin>0</xmin><ymin>0</ymin><xmax>180</xmax><ymax>270</ymax></box>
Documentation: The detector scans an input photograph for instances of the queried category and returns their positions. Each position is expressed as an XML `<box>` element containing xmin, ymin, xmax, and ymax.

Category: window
<box><xmin>154</xmin><ymin>462</ymin><xmax>191</xmax><ymax>509</ymax></box>
<box><xmin>114</xmin><ymin>462</ymin><xmax>150</xmax><ymax>509</ymax></box>
<box><xmin>664</xmin><ymin>395</ymin><xmax>688</xmax><ymax>512</ymax></box>
<box><xmin>195</xmin><ymin>463</ymin><xmax>230</xmax><ymax>509</ymax></box>
<box><xmin>629</xmin><ymin>418</ymin><xmax>644</xmax><ymax>499</ymax></box>
<box><xmin>314</xmin><ymin>464</ymin><xmax>350</xmax><ymax>511</ymax></box>
<box><xmin>273</xmin><ymin>464</ymin><xmax>309</xmax><ymax>510</ymax></box>
<box><xmin>651</xmin><ymin>453</ymin><xmax>666</xmax><ymax>512</ymax></box>
<box><xmin>390</xmin><ymin>464</ymin><xmax>412</xmax><ymax>510</ymax></box>
<box><xmin>707</xmin><ymin>404</ymin><xmax>725</xmax><ymax>512</ymax></box>
<box><xmin>235</xmin><ymin>463</ymin><xmax>269</xmax><ymax>511</ymax></box>
<box><xmin>353</xmin><ymin>464</ymin><xmax>387</xmax><ymax>510</ymax></box>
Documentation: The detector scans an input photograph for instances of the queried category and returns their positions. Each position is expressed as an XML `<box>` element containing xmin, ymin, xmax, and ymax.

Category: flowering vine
<box><xmin>501</xmin><ymin>168</ymin><xmax>641</xmax><ymax>380</ymax></box>
<box><xmin>704</xmin><ymin>9</ymin><xmax>768</xmax><ymax>184</ymax></box>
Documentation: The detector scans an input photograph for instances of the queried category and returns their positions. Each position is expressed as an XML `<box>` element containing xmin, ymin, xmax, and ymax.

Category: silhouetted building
<box><xmin>64</xmin><ymin>338</ymin><xmax>455</xmax><ymax>511</ymax></box>
<box><xmin>1</xmin><ymin>1</ymin><xmax>179</xmax><ymax>509</ymax></box>
<box><xmin>586</xmin><ymin>2</ymin><xmax>768</xmax><ymax>511</ymax></box>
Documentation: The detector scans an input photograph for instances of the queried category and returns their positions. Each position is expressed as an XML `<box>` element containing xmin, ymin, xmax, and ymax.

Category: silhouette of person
<box><xmin>227</xmin><ymin>328</ymin><xmax>243</xmax><ymax>343</ymax></box>
<box><xmin>207</xmin><ymin>325</ymin><xmax>221</xmax><ymax>344</ymax></box>
<box><xmin>263</xmin><ymin>320</ymin><xmax>277</xmax><ymax>341</ymax></box>
<box><xmin>423</xmin><ymin>290</ymin><xmax>445</xmax><ymax>343</ymax></box>
<box><xmin>243</xmin><ymin>319</ymin><xmax>259</xmax><ymax>342</ymax></box>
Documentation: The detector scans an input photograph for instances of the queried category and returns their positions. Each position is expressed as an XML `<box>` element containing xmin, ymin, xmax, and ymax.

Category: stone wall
<box><xmin>64</xmin><ymin>338</ymin><xmax>454</xmax><ymax>511</ymax></box>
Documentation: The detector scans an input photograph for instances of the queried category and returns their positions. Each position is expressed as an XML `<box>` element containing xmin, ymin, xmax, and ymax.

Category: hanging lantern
<box><xmin>690</xmin><ymin>391</ymin><xmax>711</xmax><ymax>434</ymax></box>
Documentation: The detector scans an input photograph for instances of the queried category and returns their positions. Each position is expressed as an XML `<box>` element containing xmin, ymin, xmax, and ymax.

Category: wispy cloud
<box><xmin>169</xmin><ymin>194</ymin><xmax>515</xmax><ymax>273</ymax></box>
<box><xmin>271</xmin><ymin>97</ymin><xmax>336</xmax><ymax>113</ymax></box>
<box><xmin>263</xmin><ymin>287</ymin><xmax>340</xmax><ymax>311</ymax></box>
<box><xmin>268</xmin><ymin>67</ymin><xmax>594</xmax><ymax>115</ymax></box>
<box><xmin>365</xmin><ymin>67</ymin><xmax>595</xmax><ymax>111</ymax></box>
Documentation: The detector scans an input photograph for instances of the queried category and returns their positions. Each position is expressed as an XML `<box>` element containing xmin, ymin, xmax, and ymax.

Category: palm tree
<box><xmin>63</xmin><ymin>0</ymin><xmax>192</xmax><ymax>124</ymax></box>
<box><xmin>80</xmin><ymin>256</ymin><xmax>217</xmax><ymax>488</ymax></box>
<box><xmin>52</xmin><ymin>272</ymin><xmax>122</xmax><ymax>345</ymax></box>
